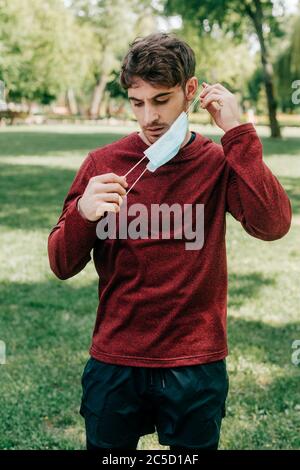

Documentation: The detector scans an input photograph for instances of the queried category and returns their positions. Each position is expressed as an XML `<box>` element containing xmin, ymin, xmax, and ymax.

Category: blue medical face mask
<box><xmin>123</xmin><ymin>90</ymin><xmax>202</xmax><ymax>195</ymax></box>
<box><xmin>145</xmin><ymin>110</ymin><xmax>188</xmax><ymax>172</ymax></box>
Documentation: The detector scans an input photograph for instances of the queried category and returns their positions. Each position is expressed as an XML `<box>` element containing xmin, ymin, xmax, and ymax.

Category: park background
<box><xmin>0</xmin><ymin>0</ymin><xmax>299</xmax><ymax>450</ymax></box>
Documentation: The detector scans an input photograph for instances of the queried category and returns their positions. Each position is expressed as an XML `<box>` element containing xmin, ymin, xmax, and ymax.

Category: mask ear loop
<box><xmin>186</xmin><ymin>90</ymin><xmax>202</xmax><ymax>115</ymax></box>
<box><xmin>124</xmin><ymin>166</ymin><xmax>148</xmax><ymax>196</ymax></box>
<box><xmin>122</xmin><ymin>154</ymin><xmax>148</xmax><ymax>196</ymax></box>
<box><xmin>122</xmin><ymin>89</ymin><xmax>203</xmax><ymax>196</ymax></box>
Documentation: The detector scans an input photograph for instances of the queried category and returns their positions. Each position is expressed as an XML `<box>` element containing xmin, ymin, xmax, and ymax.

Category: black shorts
<box><xmin>79</xmin><ymin>356</ymin><xmax>229</xmax><ymax>450</ymax></box>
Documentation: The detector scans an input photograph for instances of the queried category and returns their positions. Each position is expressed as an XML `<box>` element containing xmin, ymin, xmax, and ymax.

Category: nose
<box><xmin>144</xmin><ymin>104</ymin><xmax>160</xmax><ymax>127</ymax></box>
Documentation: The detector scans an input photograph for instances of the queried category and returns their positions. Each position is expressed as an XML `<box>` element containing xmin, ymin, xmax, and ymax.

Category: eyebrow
<box><xmin>128</xmin><ymin>92</ymin><xmax>173</xmax><ymax>102</ymax></box>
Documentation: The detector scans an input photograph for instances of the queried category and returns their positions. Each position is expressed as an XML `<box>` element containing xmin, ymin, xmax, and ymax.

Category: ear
<box><xmin>185</xmin><ymin>76</ymin><xmax>198</xmax><ymax>101</ymax></box>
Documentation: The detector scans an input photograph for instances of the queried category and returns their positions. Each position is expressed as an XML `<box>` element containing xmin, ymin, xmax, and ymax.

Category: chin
<box><xmin>146</xmin><ymin>129</ymin><xmax>166</xmax><ymax>143</ymax></box>
<box><xmin>148</xmin><ymin>135</ymin><xmax>159</xmax><ymax>143</ymax></box>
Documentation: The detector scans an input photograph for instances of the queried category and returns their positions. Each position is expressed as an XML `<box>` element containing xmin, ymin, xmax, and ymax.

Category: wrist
<box><xmin>222</xmin><ymin>120</ymin><xmax>241</xmax><ymax>133</ymax></box>
<box><xmin>77</xmin><ymin>197</ymin><xmax>87</xmax><ymax>220</ymax></box>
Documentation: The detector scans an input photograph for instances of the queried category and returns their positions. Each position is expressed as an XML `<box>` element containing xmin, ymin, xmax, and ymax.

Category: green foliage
<box><xmin>164</xmin><ymin>0</ymin><xmax>285</xmax><ymax>41</ymax></box>
<box><xmin>69</xmin><ymin>0</ymin><xmax>155</xmax><ymax>83</ymax></box>
<box><xmin>290</xmin><ymin>15</ymin><xmax>300</xmax><ymax>75</ymax></box>
<box><xmin>273</xmin><ymin>14</ymin><xmax>300</xmax><ymax>112</ymax></box>
<box><xmin>0</xmin><ymin>0</ymin><xmax>98</xmax><ymax>103</ymax></box>
<box><xmin>174</xmin><ymin>21</ymin><xmax>256</xmax><ymax>99</ymax></box>
<box><xmin>247</xmin><ymin>67</ymin><xmax>264</xmax><ymax>106</ymax></box>
<box><xmin>106</xmin><ymin>70</ymin><xmax>128</xmax><ymax>99</ymax></box>
<box><xmin>0</xmin><ymin>0</ymin><xmax>299</xmax><ymax>117</ymax></box>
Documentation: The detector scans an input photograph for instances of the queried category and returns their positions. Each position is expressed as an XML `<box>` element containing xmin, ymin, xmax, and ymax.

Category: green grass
<box><xmin>0</xmin><ymin>124</ymin><xmax>299</xmax><ymax>450</ymax></box>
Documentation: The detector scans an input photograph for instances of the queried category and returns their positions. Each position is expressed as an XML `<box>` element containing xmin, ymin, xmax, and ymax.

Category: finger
<box><xmin>200</xmin><ymin>84</ymin><xmax>220</xmax><ymax>115</ymax></box>
<box><xmin>200</xmin><ymin>83</ymin><xmax>223</xmax><ymax>99</ymax></box>
<box><xmin>213</xmin><ymin>83</ymin><xmax>227</xmax><ymax>92</ymax></box>
<box><xmin>203</xmin><ymin>82</ymin><xmax>226</xmax><ymax>90</ymax></box>
<box><xmin>206</xmin><ymin>101</ymin><xmax>220</xmax><ymax>116</ymax></box>
<box><xmin>95</xmin><ymin>192</ymin><xmax>124</xmax><ymax>205</ymax></box>
<box><xmin>201</xmin><ymin>92</ymin><xmax>223</xmax><ymax>108</ymax></box>
<box><xmin>206</xmin><ymin>83</ymin><xmax>226</xmax><ymax>92</ymax></box>
<box><xmin>201</xmin><ymin>90</ymin><xmax>223</xmax><ymax>101</ymax></box>
<box><xmin>95</xmin><ymin>202</ymin><xmax>120</xmax><ymax>218</ymax></box>
<box><xmin>200</xmin><ymin>83</ymin><xmax>214</xmax><ymax>98</ymax></box>
<box><xmin>93</xmin><ymin>182</ymin><xmax>127</xmax><ymax>196</ymax></box>
<box><xmin>92</xmin><ymin>173</ymin><xmax>128</xmax><ymax>187</ymax></box>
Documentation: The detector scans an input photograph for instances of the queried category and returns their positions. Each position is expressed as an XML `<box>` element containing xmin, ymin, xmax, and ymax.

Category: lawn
<box><xmin>0</xmin><ymin>124</ymin><xmax>299</xmax><ymax>450</ymax></box>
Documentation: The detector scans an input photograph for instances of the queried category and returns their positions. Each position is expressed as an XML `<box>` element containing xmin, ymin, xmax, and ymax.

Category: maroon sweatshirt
<box><xmin>47</xmin><ymin>123</ymin><xmax>292</xmax><ymax>367</ymax></box>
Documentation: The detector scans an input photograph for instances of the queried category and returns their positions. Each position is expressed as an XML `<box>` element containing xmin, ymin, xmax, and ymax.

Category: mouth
<box><xmin>146</xmin><ymin>126</ymin><xmax>165</xmax><ymax>136</ymax></box>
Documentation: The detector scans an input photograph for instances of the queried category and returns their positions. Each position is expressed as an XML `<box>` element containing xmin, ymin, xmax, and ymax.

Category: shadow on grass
<box><xmin>221</xmin><ymin>373</ymin><xmax>300</xmax><ymax>450</ymax></box>
<box><xmin>1</xmin><ymin>160</ymin><xmax>300</xmax><ymax>232</ymax></box>
<box><xmin>0</xmin><ymin>162</ymin><xmax>84</xmax><ymax>229</ymax></box>
<box><xmin>209</xmin><ymin>134</ymin><xmax>300</xmax><ymax>157</ymax></box>
<box><xmin>0</xmin><ymin>128</ymin><xmax>299</xmax><ymax>158</ymax></box>
<box><xmin>0</xmin><ymin>131</ymin><xmax>126</xmax><ymax>157</ymax></box>
<box><xmin>277</xmin><ymin>176</ymin><xmax>300</xmax><ymax>215</ymax></box>
<box><xmin>259</xmin><ymin>136</ymin><xmax>300</xmax><ymax>157</ymax></box>
<box><xmin>0</xmin><ymin>278</ymin><xmax>98</xmax><ymax>351</ymax></box>
<box><xmin>228</xmin><ymin>317</ymin><xmax>299</xmax><ymax>368</ymax></box>
<box><xmin>0</xmin><ymin>270</ymin><xmax>295</xmax><ymax>369</ymax></box>
<box><xmin>228</xmin><ymin>272</ymin><xmax>276</xmax><ymax>310</ymax></box>
<box><xmin>227</xmin><ymin>272</ymin><xmax>298</xmax><ymax>368</ymax></box>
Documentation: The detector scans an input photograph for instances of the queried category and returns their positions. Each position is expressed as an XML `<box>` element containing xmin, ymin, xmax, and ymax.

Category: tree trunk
<box><xmin>250</xmin><ymin>0</ymin><xmax>281</xmax><ymax>138</ymax></box>
<box><xmin>90</xmin><ymin>74</ymin><xmax>108</xmax><ymax>119</ymax></box>
<box><xmin>66</xmin><ymin>88</ymin><xmax>78</xmax><ymax>115</ymax></box>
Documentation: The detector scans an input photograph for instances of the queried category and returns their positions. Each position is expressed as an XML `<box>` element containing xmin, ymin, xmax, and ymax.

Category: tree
<box><xmin>0</xmin><ymin>0</ymin><xmax>97</xmax><ymax>108</ymax></box>
<box><xmin>177</xmin><ymin>21</ymin><xmax>256</xmax><ymax>99</ymax></box>
<box><xmin>164</xmin><ymin>0</ymin><xmax>286</xmax><ymax>137</ymax></box>
<box><xmin>69</xmin><ymin>0</ymin><xmax>155</xmax><ymax>118</ymax></box>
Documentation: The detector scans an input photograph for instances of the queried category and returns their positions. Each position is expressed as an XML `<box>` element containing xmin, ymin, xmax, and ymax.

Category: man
<box><xmin>47</xmin><ymin>32</ymin><xmax>292</xmax><ymax>451</ymax></box>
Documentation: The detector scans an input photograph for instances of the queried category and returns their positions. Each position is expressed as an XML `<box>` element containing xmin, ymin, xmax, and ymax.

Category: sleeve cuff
<box><xmin>221</xmin><ymin>122</ymin><xmax>257</xmax><ymax>147</ymax></box>
<box><xmin>70</xmin><ymin>195</ymin><xmax>100</xmax><ymax>227</ymax></box>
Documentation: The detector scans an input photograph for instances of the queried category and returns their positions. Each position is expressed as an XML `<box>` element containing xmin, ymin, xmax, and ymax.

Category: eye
<box><xmin>156</xmin><ymin>100</ymin><xmax>169</xmax><ymax>105</ymax></box>
<box><xmin>134</xmin><ymin>102</ymin><xmax>143</xmax><ymax>107</ymax></box>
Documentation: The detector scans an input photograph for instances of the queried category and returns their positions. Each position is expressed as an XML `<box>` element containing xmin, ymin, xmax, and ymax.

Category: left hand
<box><xmin>199</xmin><ymin>82</ymin><xmax>241</xmax><ymax>133</ymax></box>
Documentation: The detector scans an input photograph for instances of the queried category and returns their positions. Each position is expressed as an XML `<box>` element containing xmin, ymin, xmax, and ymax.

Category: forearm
<box><xmin>48</xmin><ymin>195</ymin><xmax>98</xmax><ymax>280</ymax></box>
<box><xmin>47</xmin><ymin>150</ymin><xmax>99</xmax><ymax>280</ymax></box>
<box><xmin>223</xmin><ymin>123</ymin><xmax>292</xmax><ymax>241</ymax></box>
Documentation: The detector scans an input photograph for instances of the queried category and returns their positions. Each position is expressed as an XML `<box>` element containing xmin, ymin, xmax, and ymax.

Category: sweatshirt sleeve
<box><xmin>222</xmin><ymin>123</ymin><xmax>292</xmax><ymax>241</ymax></box>
<box><xmin>47</xmin><ymin>152</ymin><xmax>100</xmax><ymax>280</ymax></box>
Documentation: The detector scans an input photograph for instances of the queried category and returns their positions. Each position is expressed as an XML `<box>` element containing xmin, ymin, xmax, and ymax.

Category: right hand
<box><xmin>77</xmin><ymin>172</ymin><xmax>128</xmax><ymax>221</ymax></box>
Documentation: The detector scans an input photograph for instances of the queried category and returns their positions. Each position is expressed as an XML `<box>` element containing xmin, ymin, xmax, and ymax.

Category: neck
<box><xmin>180</xmin><ymin>128</ymin><xmax>191</xmax><ymax>148</ymax></box>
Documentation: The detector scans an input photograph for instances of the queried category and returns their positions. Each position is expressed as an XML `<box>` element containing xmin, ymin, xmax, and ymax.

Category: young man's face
<box><xmin>128</xmin><ymin>76</ymin><xmax>197</xmax><ymax>145</ymax></box>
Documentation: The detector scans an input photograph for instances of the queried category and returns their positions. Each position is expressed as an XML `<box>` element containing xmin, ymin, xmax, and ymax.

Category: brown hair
<box><xmin>119</xmin><ymin>32</ymin><xmax>195</xmax><ymax>91</ymax></box>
